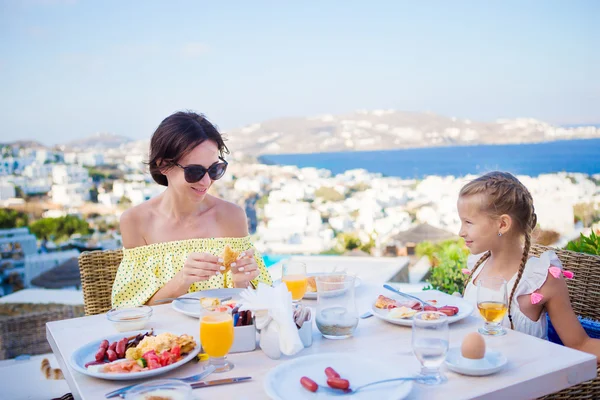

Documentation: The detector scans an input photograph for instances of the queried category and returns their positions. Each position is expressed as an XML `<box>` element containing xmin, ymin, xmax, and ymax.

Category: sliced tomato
<box><xmin>147</xmin><ymin>357</ymin><xmax>161</xmax><ymax>370</ymax></box>
<box><xmin>171</xmin><ymin>345</ymin><xmax>181</xmax><ymax>358</ymax></box>
<box><xmin>159</xmin><ymin>351</ymin><xmax>170</xmax><ymax>366</ymax></box>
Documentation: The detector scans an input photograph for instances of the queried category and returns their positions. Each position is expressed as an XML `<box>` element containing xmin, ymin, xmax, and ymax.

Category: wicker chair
<box><xmin>530</xmin><ymin>244</ymin><xmax>600</xmax><ymax>399</ymax></box>
<box><xmin>78</xmin><ymin>249</ymin><xmax>122</xmax><ymax>316</ymax></box>
<box><xmin>0</xmin><ymin>303</ymin><xmax>84</xmax><ymax>360</ymax></box>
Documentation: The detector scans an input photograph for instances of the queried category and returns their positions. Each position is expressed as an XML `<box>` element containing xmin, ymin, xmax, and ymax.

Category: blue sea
<box><xmin>260</xmin><ymin>139</ymin><xmax>600</xmax><ymax>179</ymax></box>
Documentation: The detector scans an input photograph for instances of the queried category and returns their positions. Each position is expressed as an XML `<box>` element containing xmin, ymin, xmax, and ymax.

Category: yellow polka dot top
<box><xmin>111</xmin><ymin>236</ymin><xmax>273</xmax><ymax>308</ymax></box>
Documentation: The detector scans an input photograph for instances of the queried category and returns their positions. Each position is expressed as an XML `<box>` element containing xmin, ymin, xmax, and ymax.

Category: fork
<box><xmin>154</xmin><ymin>296</ymin><xmax>232</xmax><ymax>304</ymax></box>
<box><xmin>317</xmin><ymin>376</ymin><xmax>434</xmax><ymax>395</ymax></box>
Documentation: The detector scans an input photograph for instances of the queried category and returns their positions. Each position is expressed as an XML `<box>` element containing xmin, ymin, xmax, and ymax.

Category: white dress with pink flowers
<box><xmin>462</xmin><ymin>250</ymin><xmax>574</xmax><ymax>340</ymax></box>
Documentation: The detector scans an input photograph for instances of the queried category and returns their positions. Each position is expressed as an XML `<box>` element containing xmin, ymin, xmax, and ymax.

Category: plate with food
<box><xmin>371</xmin><ymin>290</ymin><xmax>474</xmax><ymax>327</ymax></box>
<box><xmin>171</xmin><ymin>288</ymin><xmax>244</xmax><ymax>318</ymax></box>
<box><xmin>264</xmin><ymin>352</ymin><xmax>413</xmax><ymax>400</ymax></box>
<box><xmin>70</xmin><ymin>329</ymin><xmax>200</xmax><ymax>380</ymax></box>
<box><xmin>275</xmin><ymin>273</ymin><xmax>362</xmax><ymax>300</ymax></box>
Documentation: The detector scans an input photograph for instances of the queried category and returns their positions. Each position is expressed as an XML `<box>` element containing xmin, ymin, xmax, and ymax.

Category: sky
<box><xmin>1</xmin><ymin>0</ymin><xmax>599</xmax><ymax>144</ymax></box>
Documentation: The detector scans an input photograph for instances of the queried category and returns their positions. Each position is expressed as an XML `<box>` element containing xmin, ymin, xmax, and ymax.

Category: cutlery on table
<box><xmin>360</xmin><ymin>311</ymin><xmax>373</xmax><ymax>319</ymax></box>
<box><xmin>317</xmin><ymin>376</ymin><xmax>434</xmax><ymax>396</ymax></box>
<box><xmin>154</xmin><ymin>296</ymin><xmax>232</xmax><ymax>304</ymax></box>
<box><xmin>105</xmin><ymin>365</ymin><xmax>216</xmax><ymax>398</ymax></box>
<box><xmin>190</xmin><ymin>376</ymin><xmax>252</xmax><ymax>389</ymax></box>
<box><xmin>383</xmin><ymin>284</ymin><xmax>435</xmax><ymax>307</ymax></box>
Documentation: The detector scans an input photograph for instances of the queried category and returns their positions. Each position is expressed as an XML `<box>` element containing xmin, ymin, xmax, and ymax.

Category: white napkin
<box><xmin>239</xmin><ymin>283</ymin><xmax>304</xmax><ymax>358</ymax></box>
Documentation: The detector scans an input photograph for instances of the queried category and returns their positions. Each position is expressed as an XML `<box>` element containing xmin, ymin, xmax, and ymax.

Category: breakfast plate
<box><xmin>264</xmin><ymin>353</ymin><xmax>413</xmax><ymax>399</ymax></box>
<box><xmin>371</xmin><ymin>290</ymin><xmax>474</xmax><ymax>327</ymax></box>
<box><xmin>274</xmin><ymin>273</ymin><xmax>362</xmax><ymax>300</ymax></box>
<box><xmin>445</xmin><ymin>347</ymin><xmax>508</xmax><ymax>376</ymax></box>
<box><xmin>171</xmin><ymin>288</ymin><xmax>244</xmax><ymax>318</ymax></box>
<box><xmin>69</xmin><ymin>329</ymin><xmax>200</xmax><ymax>381</ymax></box>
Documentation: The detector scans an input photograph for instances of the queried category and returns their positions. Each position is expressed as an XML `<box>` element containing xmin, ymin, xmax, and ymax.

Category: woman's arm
<box><xmin>543</xmin><ymin>274</ymin><xmax>600</xmax><ymax>363</ymax></box>
<box><xmin>218</xmin><ymin>202</ymin><xmax>259</xmax><ymax>288</ymax></box>
<box><xmin>146</xmin><ymin>253</ymin><xmax>222</xmax><ymax>305</ymax></box>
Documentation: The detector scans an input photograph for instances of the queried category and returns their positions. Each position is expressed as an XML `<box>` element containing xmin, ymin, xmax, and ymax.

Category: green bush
<box><xmin>565</xmin><ymin>231</ymin><xmax>600</xmax><ymax>256</ymax></box>
<box><xmin>421</xmin><ymin>239</ymin><xmax>470</xmax><ymax>294</ymax></box>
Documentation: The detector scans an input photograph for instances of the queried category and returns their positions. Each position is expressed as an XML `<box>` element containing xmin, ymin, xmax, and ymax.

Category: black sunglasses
<box><xmin>174</xmin><ymin>157</ymin><xmax>228</xmax><ymax>183</ymax></box>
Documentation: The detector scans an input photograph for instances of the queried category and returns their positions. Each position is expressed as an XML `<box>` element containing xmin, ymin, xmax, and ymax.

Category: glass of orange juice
<box><xmin>199</xmin><ymin>305</ymin><xmax>234</xmax><ymax>372</ymax></box>
<box><xmin>477</xmin><ymin>277</ymin><xmax>508</xmax><ymax>336</ymax></box>
<box><xmin>281</xmin><ymin>261</ymin><xmax>308</xmax><ymax>303</ymax></box>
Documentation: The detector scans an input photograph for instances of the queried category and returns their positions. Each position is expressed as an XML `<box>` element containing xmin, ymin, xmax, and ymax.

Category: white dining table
<box><xmin>47</xmin><ymin>283</ymin><xmax>597</xmax><ymax>400</ymax></box>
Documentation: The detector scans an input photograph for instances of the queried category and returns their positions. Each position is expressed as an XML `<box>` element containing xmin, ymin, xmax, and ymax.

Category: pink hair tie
<box><xmin>461</xmin><ymin>268</ymin><xmax>471</xmax><ymax>275</ymax></box>
<box><xmin>548</xmin><ymin>266</ymin><xmax>561</xmax><ymax>279</ymax></box>
<box><xmin>530</xmin><ymin>292</ymin><xmax>544</xmax><ymax>305</ymax></box>
<box><xmin>563</xmin><ymin>270</ymin><xmax>574</xmax><ymax>279</ymax></box>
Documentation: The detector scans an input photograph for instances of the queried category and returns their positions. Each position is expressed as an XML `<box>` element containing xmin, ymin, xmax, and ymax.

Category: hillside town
<box><xmin>1</xmin><ymin>137</ymin><xmax>599</xmax><ymax>296</ymax></box>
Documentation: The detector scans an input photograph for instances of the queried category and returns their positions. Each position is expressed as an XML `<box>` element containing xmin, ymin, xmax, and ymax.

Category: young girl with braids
<box><xmin>459</xmin><ymin>171</ymin><xmax>600</xmax><ymax>362</ymax></box>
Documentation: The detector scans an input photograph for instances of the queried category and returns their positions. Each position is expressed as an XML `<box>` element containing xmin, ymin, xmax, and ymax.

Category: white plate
<box><xmin>274</xmin><ymin>273</ymin><xmax>362</xmax><ymax>300</ymax></box>
<box><xmin>171</xmin><ymin>288</ymin><xmax>244</xmax><ymax>318</ymax></box>
<box><xmin>371</xmin><ymin>291</ymin><xmax>474</xmax><ymax>327</ymax></box>
<box><xmin>445</xmin><ymin>347</ymin><xmax>508</xmax><ymax>376</ymax></box>
<box><xmin>264</xmin><ymin>353</ymin><xmax>413</xmax><ymax>400</ymax></box>
<box><xmin>69</xmin><ymin>329</ymin><xmax>200</xmax><ymax>381</ymax></box>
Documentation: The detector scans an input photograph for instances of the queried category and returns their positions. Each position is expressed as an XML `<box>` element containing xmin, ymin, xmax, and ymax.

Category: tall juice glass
<box><xmin>199</xmin><ymin>305</ymin><xmax>234</xmax><ymax>372</ymax></box>
<box><xmin>281</xmin><ymin>261</ymin><xmax>308</xmax><ymax>303</ymax></box>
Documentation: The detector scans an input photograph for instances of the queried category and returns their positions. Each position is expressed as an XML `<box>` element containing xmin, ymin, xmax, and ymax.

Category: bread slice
<box><xmin>222</xmin><ymin>245</ymin><xmax>240</xmax><ymax>274</ymax></box>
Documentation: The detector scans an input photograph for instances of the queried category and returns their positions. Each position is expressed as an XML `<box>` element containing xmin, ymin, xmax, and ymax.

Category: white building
<box><xmin>0</xmin><ymin>157</ymin><xmax>35</xmax><ymax>175</ymax></box>
<box><xmin>78</xmin><ymin>152</ymin><xmax>105</xmax><ymax>167</ymax></box>
<box><xmin>51</xmin><ymin>165</ymin><xmax>92</xmax><ymax>205</ymax></box>
<box><xmin>0</xmin><ymin>181</ymin><xmax>16</xmax><ymax>200</ymax></box>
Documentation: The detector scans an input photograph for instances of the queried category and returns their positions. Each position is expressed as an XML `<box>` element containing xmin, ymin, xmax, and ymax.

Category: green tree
<box><xmin>89</xmin><ymin>187</ymin><xmax>99</xmax><ymax>203</ymax></box>
<box><xmin>0</xmin><ymin>208</ymin><xmax>29</xmax><ymax>229</ymax></box>
<box><xmin>334</xmin><ymin>232</ymin><xmax>376</xmax><ymax>254</ymax></box>
<box><xmin>14</xmin><ymin>186</ymin><xmax>26</xmax><ymax>199</ymax></box>
<box><xmin>30</xmin><ymin>215</ymin><xmax>91</xmax><ymax>241</ymax></box>
<box><xmin>118</xmin><ymin>195</ymin><xmax>132</xmax><ymax>206</ymax></box>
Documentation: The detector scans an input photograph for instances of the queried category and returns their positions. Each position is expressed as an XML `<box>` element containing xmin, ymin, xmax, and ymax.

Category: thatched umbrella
<box><xmin>392</xmin><ymin>223</ymin><xmax>457</xmax><ymax>245</ymax></box>
<box><xmin>30</xmin><ymin>257</ymin><xmax>81</xmax><ymax>289</ymax></box>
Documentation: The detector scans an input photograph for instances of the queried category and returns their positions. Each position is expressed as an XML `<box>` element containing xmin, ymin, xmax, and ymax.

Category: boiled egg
<box><xmin>461</xmin><ymin>332</ymin><xmax>486</xmax><ymax>360</ymax></box>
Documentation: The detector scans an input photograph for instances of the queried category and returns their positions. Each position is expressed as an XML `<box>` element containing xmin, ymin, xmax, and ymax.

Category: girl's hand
<box><xmin>231</xmin><ymin>249</ymin><xmax>260</xmax><ymax>288</ymax></box>
<box><xmin>179</xmin><ymin>252</ymin><xmax>222</xmax><ymax>286</ymax></box>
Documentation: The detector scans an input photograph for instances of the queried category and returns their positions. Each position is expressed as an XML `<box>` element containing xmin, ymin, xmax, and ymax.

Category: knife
<box><xmin>383</xmin><ymin>284</ymin><xmax>435</xmax><ymax>307</ymax></box>
<box><xmin>105</xmin><ymin>365</ymin><xmax>217</xmax><ymax>398</ymax></box>
<box><xmin>191</xmin><ymin>376</ymin><xmax>252</xmax><ymax>389</ymax></box>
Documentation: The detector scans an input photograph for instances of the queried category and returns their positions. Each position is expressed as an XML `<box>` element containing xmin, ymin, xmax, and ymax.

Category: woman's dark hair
<box><xmin>148</xmin><ymin>111</ymin><xmax>229</xmax><ymax>186</ymax></box>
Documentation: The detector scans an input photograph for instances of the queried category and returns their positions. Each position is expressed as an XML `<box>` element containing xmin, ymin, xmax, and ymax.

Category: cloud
<box><xmin>181</xmin><ymin>42</ymin><xmax>209</xmax><ymax>59</ymax></box>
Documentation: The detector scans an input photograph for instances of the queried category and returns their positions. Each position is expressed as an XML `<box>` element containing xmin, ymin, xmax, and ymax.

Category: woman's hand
<box><xmin>178</xmin><ymin>252</ymin><xmax>222</xmax><ymax>286</ymax></box>
<box><xmin>230</xmin><ymin>249</ymin><xmax>260</xmax><ymax>288</ymax></box>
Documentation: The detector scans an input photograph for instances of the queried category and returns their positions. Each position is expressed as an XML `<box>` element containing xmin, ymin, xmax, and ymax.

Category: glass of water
<box><xmin>315</xmin><ymin>273</ymin><xmax>358</xmax><ymax>339</ymax></box>
<box><xmin>412</xmin><ymin>311</ymin><xmax>449</xmax><ymax>385</ymax></box>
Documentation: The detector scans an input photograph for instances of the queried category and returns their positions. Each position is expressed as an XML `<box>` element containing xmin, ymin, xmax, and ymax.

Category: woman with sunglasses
<box><xmin>111</xmin><ymin>111</ymin><xmax>272</xmax><ymax>308</ymax></box>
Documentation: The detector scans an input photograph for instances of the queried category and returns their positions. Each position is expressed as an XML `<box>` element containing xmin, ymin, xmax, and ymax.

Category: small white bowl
<box><xmin>124</xmin><ymin>379</ymin><xmax>192</xmax><ymax>400</ymax></box>
<box><xmin>445</xmin><ymin>347</ymin><xmax>508</xmax><ymax>376</ymax></box>
<box><xmin>107</xmin><ymin>306</ymin><xmax>152</xmax><ymax>332</ymax></box>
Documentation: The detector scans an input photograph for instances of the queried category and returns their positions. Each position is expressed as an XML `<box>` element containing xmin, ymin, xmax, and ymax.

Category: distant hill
<box><xmin>64</xmin><ymin>133</ymin><xmax>133</xmax><ymax>150</ymax></box>
<box><xmin>1</xmin><ymin>140</ymin><xmax>46</xmax><ymax>149</ymax></box>
<box><xmin>224</xmin><ymin>110</ymin><xmax>600</xmax><ymax>155</ymax></box>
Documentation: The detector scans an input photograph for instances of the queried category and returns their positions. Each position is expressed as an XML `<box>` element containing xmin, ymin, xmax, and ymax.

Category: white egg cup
<box><xmin>445</xmin><ymin>347</ymin><xmax>508</xmax><ymax>376</ymax></box>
